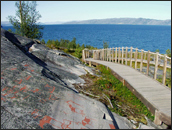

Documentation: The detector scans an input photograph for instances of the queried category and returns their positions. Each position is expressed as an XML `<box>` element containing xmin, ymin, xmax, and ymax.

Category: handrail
<box><xmin>82</xmin><ymin>47</ymin><xmax>171</xmax><ymax>87</ymax></box>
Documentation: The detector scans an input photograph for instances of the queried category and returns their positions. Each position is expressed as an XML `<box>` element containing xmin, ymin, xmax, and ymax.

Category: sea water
<box><xmin>3</xmin><ymin>24</ymin><xmax>171</xmax><ymax>54</ymax></box>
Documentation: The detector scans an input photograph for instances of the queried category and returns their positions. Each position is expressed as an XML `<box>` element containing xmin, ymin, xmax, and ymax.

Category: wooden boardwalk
<box><xmin>118</xmin><ymin>57</ymin><xmax>171</xmax><ymax>68</ymax></box>
<box><xmin>84</xmin><ymin>58</ymin><xmax>171</xmax><ymax>126</ymax></box>
<box><xmin>88</xmin><ymin>47</ymin><xmax>171</xmax><ymax>86</ymax></box>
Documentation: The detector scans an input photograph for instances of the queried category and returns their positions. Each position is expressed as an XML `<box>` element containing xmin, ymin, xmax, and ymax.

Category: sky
<box><xmin>1</xmin><ymin>1</ymin><xmax>171</xmax><ymax>23</ymax></box>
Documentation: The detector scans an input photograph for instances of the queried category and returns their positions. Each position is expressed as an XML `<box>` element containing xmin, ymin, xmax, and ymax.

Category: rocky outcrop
<box><xmin>1</xmin><ymin>28</ymin><xmax>116</xmax><ymax>129</ymax></box>
<box><xmin>1</xmin><ymin>28</ymin><xmax>163</xmax><ymax>129</ymax></box>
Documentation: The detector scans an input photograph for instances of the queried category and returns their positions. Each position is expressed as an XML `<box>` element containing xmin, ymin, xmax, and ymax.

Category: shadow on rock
<box><xmin>41</xmin><ymin>68</ymin><xmax>79</xmax><ymax>93</ymax></box>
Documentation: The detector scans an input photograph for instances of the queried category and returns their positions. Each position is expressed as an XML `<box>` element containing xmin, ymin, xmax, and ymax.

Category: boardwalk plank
<box><xmin>85</xmin><ymin>58</ymin><xmax>171</xmax><ymax>125</ymax></box>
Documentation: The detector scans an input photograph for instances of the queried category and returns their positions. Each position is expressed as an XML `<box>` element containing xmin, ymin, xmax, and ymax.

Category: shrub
<box><xmin>103</xmin><ymin>41</ymin><xmax>109</xmax><ymax>49</ymax></box>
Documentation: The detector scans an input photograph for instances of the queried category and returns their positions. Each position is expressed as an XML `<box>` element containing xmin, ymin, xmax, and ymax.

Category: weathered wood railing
<box><xmin>82</xmin><ymin>47</ymin><xmax>171</xmax><ymax>86</ymax></box>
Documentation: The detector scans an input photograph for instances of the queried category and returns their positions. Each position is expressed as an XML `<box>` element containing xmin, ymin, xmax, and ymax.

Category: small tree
<box><xmin>7</xmin><ymin>29</ymin><xmax>13</xmax><ymax>33</ymax></box>
<box><xmin>55</xmin><ymin>39</ymin><xmax>60</xmax><ymax>47</ymax></box>
<box><xmin>81</xmin><ymin>44</ymin><xmax>85</xmax><ymax>49</ymax></box>
<box><xmin>166</xmin><ymin>49</ymin><xmax>171</xmax><ymax>57</ymax></box>
<box><xmin>60</xmin><ymin>39</ymin><xmax>65</xmax><ymax>47</ymax></box>
<box><xmin>103</xmin><ymin>41</ymin><xmax>109</xmax><ymax>49</ymax></box>
<box><xmin>76</xmin><ymin>43</ymin><xmax>80</xmax><ymax>48</ymax></box>
<box><xmin>155</xmin><ymin>49</ymin><xmax>159</xmax><ymax>53</ymax></box>
<box><xmin>71</xmin><ymin>37</ymin><xmax>77</xmax><ymax>50</ymax></box>
<box><xmin>8</xmin><ymin>1</ymin><xmax>43</xmax><ymax>39</ymax></box>
<box><xmin>41</xmin><ymin>39</ymin><xmax>45</xmax><ymax>44</ymax></box>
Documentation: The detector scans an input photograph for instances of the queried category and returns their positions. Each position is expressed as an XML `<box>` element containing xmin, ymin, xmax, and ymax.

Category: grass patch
<box><xmin>75</xmin><ymin>64</ymin><xmax>154</xmax><ymax>126</ymax></box>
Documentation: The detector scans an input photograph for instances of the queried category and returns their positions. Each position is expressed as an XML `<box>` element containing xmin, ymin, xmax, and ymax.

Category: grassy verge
<box><xmin>74</xmin><ymin>65</ymin><xmax>154</xmax><ymax>126</ymax></box>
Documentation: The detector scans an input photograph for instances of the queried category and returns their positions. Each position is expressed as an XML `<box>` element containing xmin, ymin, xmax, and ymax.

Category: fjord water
<box><xmin>3</xmin><ymin>24</ymin><xmax>171</xmax><ymax>54</ymax></box>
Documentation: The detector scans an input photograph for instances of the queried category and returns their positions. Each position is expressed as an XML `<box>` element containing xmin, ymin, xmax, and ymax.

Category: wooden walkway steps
<box><xmin>85</xmin><ymin>58</ymin><xmax>171</xmax><ymax>126</ymax></box>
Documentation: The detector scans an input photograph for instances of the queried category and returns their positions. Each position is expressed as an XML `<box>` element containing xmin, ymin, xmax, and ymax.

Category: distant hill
<box><xmin>2</xmin><ymin>18</ymin><xmax>171</xmax><ymax>26</ymax></box>
<box><xmin>42</xmin><ymin>21</ymin><xmax>65</xmax><ymax>25</ymax></box>
<box><xmin>1</xmin><ymin>21</ymin><xmax>47</xmax><ymax>26</ymax></box>
<box><xmin>63</xmin><ymin>18</ymin><xmax>171</xmax><ymax>25</ymax></box>
<box><xmin>1</xmin><ymin>21</ymin><xmax>65</xmax><ymax>26</ymax></box>
<box><xmin>1</xmin><ymin>21</ymin><xmax>12</xmax><ymax>26</ymax></box>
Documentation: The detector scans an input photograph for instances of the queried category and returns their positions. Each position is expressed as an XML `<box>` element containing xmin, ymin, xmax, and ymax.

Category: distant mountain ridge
<box><xmin>63</xmin><ymin>18</ymin><xmax>171</xmax><ymax>25</ymax></box>
<box><xmin>1</xmin><ymin>21</ymin><xmax>12</xmax><ymax>26</ymax></box>
<box><xmin>1</xmin><ymin>18</ymin><xmax>171</xmax><ymax>26</ymax></box>
<box><xmin>1</xmin><ymin>21</ymin><xmax>64</xmax><ymax>26</ymax></box>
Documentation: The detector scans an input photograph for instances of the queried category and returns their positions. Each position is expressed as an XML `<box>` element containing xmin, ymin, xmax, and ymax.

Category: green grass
<box><xmin>79</xmin><ymin>64</ymin><xmax>155</xmax><ymax>125</ymax></box>
<box><xmin>96</xmin><ymin>65</ymin><xmax>154</xmax><ymax>120</ymax></box>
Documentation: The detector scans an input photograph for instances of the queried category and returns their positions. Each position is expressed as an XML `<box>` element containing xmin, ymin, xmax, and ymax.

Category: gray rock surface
<box><xmin>1</xmin><ymin>28</ymin><xmax>163</xmax><ymax>129</ymax></box>
<box><xmin>1</xmin><ymin>28</ymin><xmax>118</xmax><ymax>129</ymax></box>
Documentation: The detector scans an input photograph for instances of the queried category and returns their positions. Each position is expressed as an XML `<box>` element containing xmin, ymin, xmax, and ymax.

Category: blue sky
<box><xmin>1</xmin><ymin>1</ymin><xmax>171</xmax><ymax>23</ymax></box>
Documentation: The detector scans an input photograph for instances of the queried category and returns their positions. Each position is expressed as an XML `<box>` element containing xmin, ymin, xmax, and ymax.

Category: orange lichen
<box><xmin>25</xmin><ymin>75</ymin><xmax>31</xmax><ymax>80</ymax></box>
<box><xmin>109</xmin><ymin>124</ymin><xmax>116</xmax><ymax>129</ymax></box>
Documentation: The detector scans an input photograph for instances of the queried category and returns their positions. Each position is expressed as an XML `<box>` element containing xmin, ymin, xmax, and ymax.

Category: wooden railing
<box><xmin>82</xmin><ymin>47</ymin><xmax>171</xmax><ymax>86</ymax></box>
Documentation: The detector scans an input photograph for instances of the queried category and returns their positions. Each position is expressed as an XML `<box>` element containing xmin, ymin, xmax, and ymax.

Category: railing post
<box><xmin>99</xmin><ymin>50</ymin><xmax>101</xmax><ymax>60</ymax></box>
<box><xmin>106</xmin><ymin>48</ymin><xmax>109</xmax><ymax>61</ymax></box>
<box><xmin>108</xmin><ymin>48</ymin><xmax>110</xmax><ymax>61</ymax></box>
<box><xmin>125</xmin><ymin>47</ymin><xmax>128</xmax><ymax>65</ymax></box>
<box><xmin>110</xmin><ymin>48</ymin><xmax>112</xmax><ymax>62</ymax></box>
<box><xmin>95</xmin><ymin>50</ymin><xmax>96</xmax><ymax>60</ymax></box>
<box><xmin>154</xmin><ymin>52</ymin><xmax>159</xmax><ymax>80</ymax></box>
<box><xmin>100</xmin><ymin>49</ymin><xmax>102</xmax><ymax>60</ymax></box>
<box><xmin>115</xmin><ymin>47</ymin><xmax>117</xmax><ymax>63</ymax></box>
<box><xmin>105</xmin><ymin>49</ymin><xmax>106</xmax><ymax>61</ymax></box>
<box><xmin>106</xmin><ymin>49</ymin><xmax>108</xmax><ymax>61</ymax></box>
<box><xmin>89</xmin><ymin>61</ymin><xmax>91</xmax><ymax>66</ymax></box>
<box><xmin>93</xmin><ymin>50</ymin><xmax>95</xmax><ymax>59</ymax></box>
<box><xmin>104</xmin><ymin>49</ymin><xmax>105</xmax><ymax>61</ymax></box>
<box><xmin>106</xmin><ymin>49</ymin><xmax>107</xmax><ymax>61</ymax></box>
<box><xmin>97</xmin><ymin>50</ymin><xmax>99</xmax><ymax>60</ymax></box>
<box><xmin>109</xmin><ymin>48</ymin><xmax>111</xmax><ymax>61</ymax></box>
<box><xmin>82</xmin><ymin>49</ymin><xmax>85</xmax><ymax>62</ymax></box>
<box><xmin>112</xmin><ymin>47</ymin><xmax>114</xmax><ymax>62</ymax></box>
<box><xmin>94</xmin><ymin>50</ymin><xmax>96</xmax><ymax>60</ymax></box>
<box><xmin>103</xmin><ymin>49</ymin><xmax>104</xmax><ymax>61</ymax></box>
<box><xmin>144</xmin><ymin>52</ymin><xmax>146</xmax><ymax>60</ymax></box>
<box><xmin>135</xmin><ymin>48</ymin><xmax>138</xmax><ymax>69</ymax></box>
<box><xmin>98</xmin><ymin>50</ymin><xmax>99</xmax><ymax>60</ymax></box>
<box><xmin>88</xmin><ymin>50</ymin><xmax>89</xmax><ymax>58</ymax></box>
<box><xmin>85</xmin><ymin>50</ymin><xmax>86</xmax><ymax>58</ymax></box>
<box><xmin>140</xmin><ymin>49</ymin><xmax>143</xmax><ymax>72</ymax></box>
<box><xmin>122</xmin><ymin>47</ymin><xmax>124</xmax><ymax>64</ymax></box>
<box><xmin>118</xmin><ymin>47</ymin><xmax>120</xmax><ymax>63</ymax></box>
<box><xmin>162</xmin><ymin>54</ymin><xmax>167</xmax><ymax>85</ymax></box>
<box><xmin>146</xmin><ymin>50</ymin><xmax>150</xmax><ymax>75</ymax></box>
<box><xmin>108</xmin><ymin>48</ymin><xmax>109</xmax><ymax>61</ymax></box>
<box><xmin>102</xmin><ymin>49</ymin><xmax>103</xmax><ymax>60</ymax></box>
<box><xmin>104</xmin><ymin>49</ymin><xmax>105</xmax><ymax>60</ymax></box>
<box><xmin>86</xmin><ymin>50</ymin><xmax>88</xmax><ymax>58</ymax></box>
<box><xmin>130</xmin><ymin>47</ymin><xmax>133</xmax><ymax>67</ymax></box>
